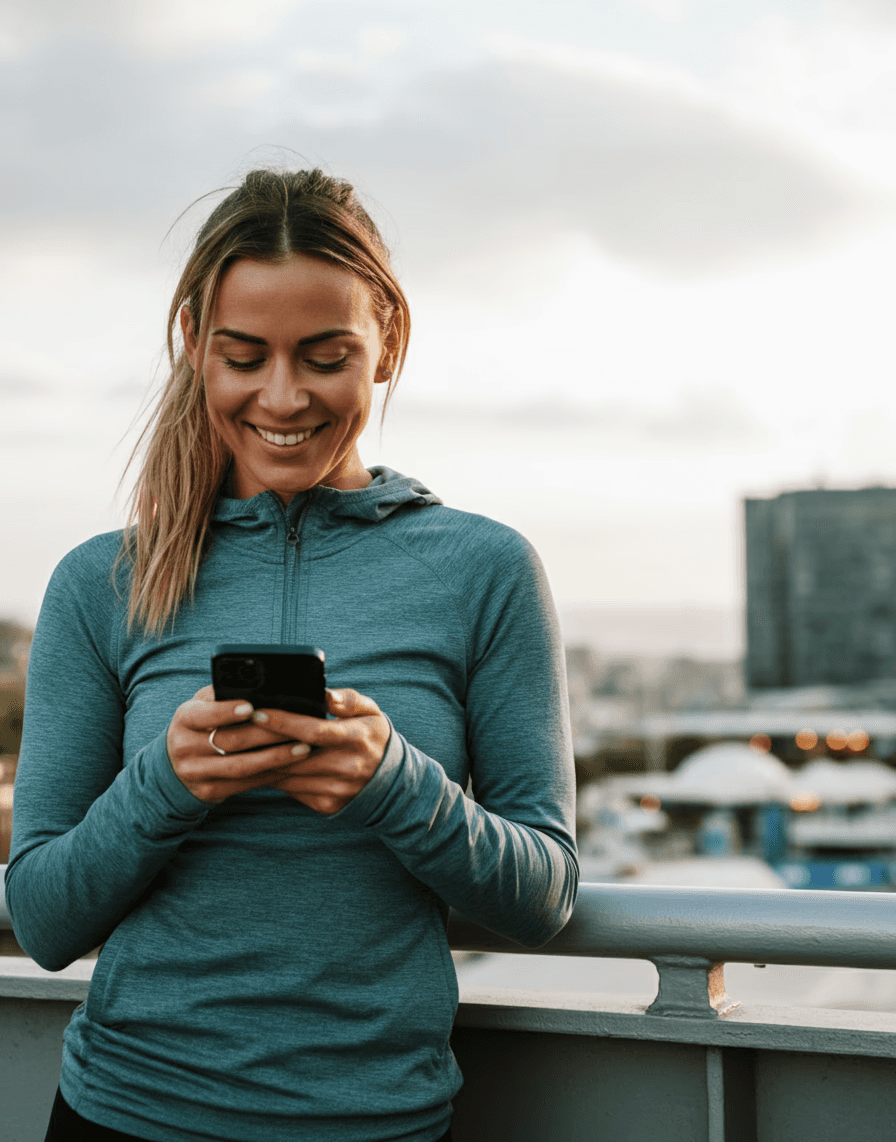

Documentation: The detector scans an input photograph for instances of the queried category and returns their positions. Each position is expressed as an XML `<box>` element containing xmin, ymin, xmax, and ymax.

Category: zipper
<box><xmin>280</xmin><ymin>495</ymin><xmax>312</xmax><ymax>643</ymax></box>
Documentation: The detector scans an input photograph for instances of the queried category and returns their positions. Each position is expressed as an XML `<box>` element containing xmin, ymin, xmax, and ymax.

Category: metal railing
<box><xmin>450</xmin><ymin>881</ymin><xmax>896</xmax><ymax>1017</ymax></box>
<box><xmin>6</xmin><ymin>866</ymin><xmax>896</xmax><ymax>1018</ymax></box>
<box><xmin>449</xmin><ymin>881</ymin><xmax>896</xmax><ymax>967</ymax></box>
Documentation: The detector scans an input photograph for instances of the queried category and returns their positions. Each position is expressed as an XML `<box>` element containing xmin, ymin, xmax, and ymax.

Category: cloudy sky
<box><xmin>3</xmin><ymin>0</ymin><xmax>896</xmax><ymax>651</ymax></box>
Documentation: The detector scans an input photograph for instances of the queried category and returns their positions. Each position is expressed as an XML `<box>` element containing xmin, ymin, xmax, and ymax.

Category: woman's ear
<box><xmin>375</xmin><ymin>319</ymin><xmax>401</xmax><ymax>384</ymax></box>
<box><xmin>180</xmin><ymin>305</ymin><xmax>198</xmax><ymax>370</ymax></box>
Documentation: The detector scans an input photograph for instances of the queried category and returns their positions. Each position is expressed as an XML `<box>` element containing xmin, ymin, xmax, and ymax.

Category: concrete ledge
<box><xmin>0</xmin><ymin>955</ymin><xmax>93</xmax><ymax>1002</ymax></box>
<box><xmin>7</xmin><ymin>958</ymin><xmax>896</xmax><ymax>1062</ymax></box>
<box><xmin>457</xmin><ymin>984</ymin><xmax>896</xmax><ymax>1058</ymax></box>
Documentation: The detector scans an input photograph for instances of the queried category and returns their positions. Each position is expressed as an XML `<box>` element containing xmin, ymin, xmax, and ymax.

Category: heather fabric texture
<box><xmin>7</xmin><ymin>466</ymin><xmax>579</xmax><ymax>1142</ymax></box>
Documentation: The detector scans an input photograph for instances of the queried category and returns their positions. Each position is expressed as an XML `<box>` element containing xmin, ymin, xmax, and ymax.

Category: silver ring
<box><xmin>209</xmin><ymin>729</ymin><xmax>228</xmax><ymax>756</ymax></box>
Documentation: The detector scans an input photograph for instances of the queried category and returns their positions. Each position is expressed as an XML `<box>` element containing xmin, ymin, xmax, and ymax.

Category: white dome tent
<box><xmin>791</xmin><ymin>759</ymin><xmax>896</xmax><ymax>806</ymax></box>
<box><xmin>664</xmin><ymin>741</ymin><xmax>795</xmax><ymax>806</ymax></box>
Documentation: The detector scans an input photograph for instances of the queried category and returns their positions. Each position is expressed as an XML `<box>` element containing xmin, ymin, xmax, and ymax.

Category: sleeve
<box><xmin>4</xmin><ymin>544</ymin><xmax>210</xmax><ymax>970</ymax></box>
<box><xmin>333</xmin><ymin>528</ymin><xmax>579</xmax><ymax>948</ymax></box>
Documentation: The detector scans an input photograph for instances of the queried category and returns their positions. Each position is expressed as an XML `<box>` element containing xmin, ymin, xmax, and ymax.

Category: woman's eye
<box><xmin>308</xmin><ymin>357</ymin><xmax>348</xmax><ymax>372</ymax></box>
<box><xmin>223</xmin><ymin>357</ymin><xmax>264</xmax><ymax>372</ymax></box>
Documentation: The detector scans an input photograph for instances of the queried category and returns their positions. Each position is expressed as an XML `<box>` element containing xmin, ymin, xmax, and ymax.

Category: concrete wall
<box><xmin>451</xmin><ymin>989</ymin><xmax>896</xmax><ymax>1142</ymax></box>
<box><xmin>7</xmin><ymin>970</ymin><xmax>896</xmax><ymax>1142</ymax></box>
<box><xmin>1</xmin><ymin>995</ymin><xmax>81</xmax><ymax>1142</ymax></box>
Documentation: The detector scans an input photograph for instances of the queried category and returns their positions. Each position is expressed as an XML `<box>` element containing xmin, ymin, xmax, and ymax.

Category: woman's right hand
<box><xmin>166</xmin><ymin>686</ymin><xmax>311</xmax><ymax>804</ymax></box>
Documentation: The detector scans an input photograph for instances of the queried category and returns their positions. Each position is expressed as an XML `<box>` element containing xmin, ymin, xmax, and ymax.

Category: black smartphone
<box><xmin>211</xmin><ymin>644</ymin><xmax>327</xmax><ymax>719</ymax></box>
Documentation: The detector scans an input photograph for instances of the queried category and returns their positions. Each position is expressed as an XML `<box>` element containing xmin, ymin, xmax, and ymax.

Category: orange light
<box><xmin>826</xmin><ymin>730</ymin><xmax>849</xmax><ymax>751</ymax></box>
<box><xmin>750</xmin><ymin>733</ymin><xmax>772</xmax><ymax>753</ymax></box>
<box><xmin>790</xmin><ymin>793</ymin><xmax>822</xmax><ymax>812</ymax></box>
<box><xmin>640</xmin><ymin>795</ymin><xmax>662</xmax><ymax>812</ymax></box>
<box><xmin>795</xmin><ymin>729</ymin><xmax>818</xmax><ymax>750</ymax></box>
<box><xmin>847</xmin><ymin>729</ymin><xmax>870</xmax><ymax>752</ymax></box>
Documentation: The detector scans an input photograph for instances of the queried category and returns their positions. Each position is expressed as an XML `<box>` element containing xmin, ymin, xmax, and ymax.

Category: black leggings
<box><xmin>45</xmin><ymin>1089</ymin><xmax>453</xmax><ymax>1142</ymax></box>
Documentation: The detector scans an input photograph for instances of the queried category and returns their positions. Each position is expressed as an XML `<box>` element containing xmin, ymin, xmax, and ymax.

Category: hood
<box><xmin>317</xmin><ymin>466</ymin><xmax>442</xmax><ymax>522</ymax></box>
<box><xmin>211</xmin><ymin>466</ymin><xmax>442</xmax><ymax>559</ymax></box>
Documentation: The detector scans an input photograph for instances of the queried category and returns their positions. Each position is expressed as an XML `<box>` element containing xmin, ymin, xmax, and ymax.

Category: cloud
<box><xmin>387</xmin><ymin>388</ymin><xmax>766</xmax><ymax>449</ymax></box>
<box><xmin>831</xmin><ymin>0</ymin><xmax>896</xmax><ymax>26</ymax></box>
<box><xmin>0</xmin><ymin>0</ymin><xmax>299</xmax><ymax>54</ymax></box>
<box><xmin>315</xmin><ymin>58</ymin><xmax>884</xmax><ymax>275</ymax></box>
<box><xmin>627</xmin><ymin>0</ymin><xmax>689</xmax><ymax>22</ymax></box>
<box><xmin>0</xmin><ymin>30</ymin><xmax>885</xmax><ymax>278</ymax></box>
<box><xmin>0</xmin><ymin>371</ymin><xmax>46</xmax><ymax>395</ymax></box>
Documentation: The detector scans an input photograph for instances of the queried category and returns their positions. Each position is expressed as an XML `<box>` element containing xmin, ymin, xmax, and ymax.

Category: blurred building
<box><xmin>565</xmin><ymin>646</ymin><xmax>745</xmax><ymax>774</ymax></box>
<box><xmin>746</xmin><ymin>488</ymin><xmax>896</xmax><ymax>689</ymax></box>
<box><xmin>0</xmin><ymin>619</ymin><xmax>29</xmax><ymax>865</ymax></box>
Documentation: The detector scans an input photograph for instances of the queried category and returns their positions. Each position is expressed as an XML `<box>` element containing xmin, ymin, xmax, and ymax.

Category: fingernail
<box><xmin>235</xmin><ymin>703</ymin><xmax>253</xmax><ymax>716</ymax></box>
<box><xmin>330</xmin><ymin>690</ymin><xmax>344</xmax><ymax>704</ymax></box>
<box><xmin>252</xmin><ymin>711</ymin><xmax>269</xmax><ymax>724</ymax></box>
<box><xmin>291</xmin><ymin>743</ymin><xmax>310</xmax><ymax>757</ymax></box>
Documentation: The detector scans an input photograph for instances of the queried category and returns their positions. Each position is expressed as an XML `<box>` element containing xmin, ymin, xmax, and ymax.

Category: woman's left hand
<box><xmin>256</xmin><ymin>688</ymin><xmax>391</xmax><ymax>815</ymax></box>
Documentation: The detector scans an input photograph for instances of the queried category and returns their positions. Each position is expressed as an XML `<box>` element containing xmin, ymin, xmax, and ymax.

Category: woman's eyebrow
<box><xmin>211</xmin><ymin>327</ymin><xmax>354</xmax><ymax>346</ymax></box>
<box><xmin>212</xmin><ymin>327</ymin><xmax>266</xmax><ymax>345</ymax></box>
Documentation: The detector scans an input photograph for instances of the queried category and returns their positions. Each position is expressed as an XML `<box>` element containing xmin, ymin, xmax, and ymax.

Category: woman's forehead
<box><xmin>212</xmin><ymin>254</ymin><xmax>378</xmax><ymax>331</ymax></box>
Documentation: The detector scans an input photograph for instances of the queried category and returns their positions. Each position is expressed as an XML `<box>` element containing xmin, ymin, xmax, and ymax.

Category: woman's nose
<box><xmin>257</xmin><ymin>359</ymin><xmax>311</xmax><ymax>416</ymax></box>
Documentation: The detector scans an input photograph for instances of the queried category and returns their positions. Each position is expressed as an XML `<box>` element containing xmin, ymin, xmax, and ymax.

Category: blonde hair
<box><xmin>119</xmin><ymin>168</ymin><xmax>410</xmax><ymax>635</ymax></box>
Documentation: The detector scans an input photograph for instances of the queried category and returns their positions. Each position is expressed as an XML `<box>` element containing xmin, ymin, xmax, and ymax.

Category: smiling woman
<box><xmin>4</xmin><ymin>168</ymin><xmax>578</xmax><ymax>1142</ymax></box>
<box><xmin>187</xmin><ymin>254</ymin><xmax>395</xmax><ymax>501</ymax></box>
<box><xmin>122</xmin><ymin>167</ymin><xmax>410</xmax><ymax>636</ymax></box>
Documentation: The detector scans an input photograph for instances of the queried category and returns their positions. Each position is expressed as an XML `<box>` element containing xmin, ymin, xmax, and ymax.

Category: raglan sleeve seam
<box><xmin>379</xmin><ymin>532</ymin><xmax>474</xmax><ymax>673</ymax></box>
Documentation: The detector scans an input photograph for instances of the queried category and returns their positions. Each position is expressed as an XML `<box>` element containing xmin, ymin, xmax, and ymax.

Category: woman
<box><xmin>7</xmin><ymin>168</ymin><xmax>579</xmax><ymax>1142</ymax></box>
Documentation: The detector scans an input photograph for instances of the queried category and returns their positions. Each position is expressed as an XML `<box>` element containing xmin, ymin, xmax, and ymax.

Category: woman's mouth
<box><xmin>252</xmin><ymin>424</ymin><xmax>322</xmax><ymax>447</ymax></box>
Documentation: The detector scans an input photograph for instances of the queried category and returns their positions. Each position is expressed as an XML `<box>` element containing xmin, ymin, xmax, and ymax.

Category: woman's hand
<box><xmin>166</xmin><ymin>685</ymin><xmax>309</xmax><ymax>804</ymax></box>
<box><xmin>260</xmin><ymin>688</ymin><xmax>390</xmax><ymax>815</ymax></box>
<box><xmin>165</xmin><ymin>686</ymin><xmax>389</xmax><ymax>811</ymax></box>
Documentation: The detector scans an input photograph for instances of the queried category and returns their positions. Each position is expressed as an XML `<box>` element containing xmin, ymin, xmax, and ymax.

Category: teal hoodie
<box><xmin>7</xmin><ymin>467</ymin><xmax>578</xmax><ymax>1142</ymax></box>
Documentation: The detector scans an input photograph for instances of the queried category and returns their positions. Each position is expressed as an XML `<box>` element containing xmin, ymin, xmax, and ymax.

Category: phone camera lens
<box><xmin>221</xmin><ymin>657</ymin><xmax>264</xmax><ymax>689</ymax></box>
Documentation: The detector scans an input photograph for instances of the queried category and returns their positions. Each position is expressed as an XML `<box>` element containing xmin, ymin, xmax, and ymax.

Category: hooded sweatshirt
<box><xmin>7</xmin><ymin>467</ymin><xmax>578</xmax><ymax>1142</ymax></box>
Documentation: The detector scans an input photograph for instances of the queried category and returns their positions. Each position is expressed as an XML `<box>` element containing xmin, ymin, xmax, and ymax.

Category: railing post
<box><xmin>706</xmin><ymin>1045</ymin><xmax>725</xmax><ymax>1142</ymax></box>
<box><xmin>646</xmin><ymin>955</ymin><xmax>739</xmax><ymax>1019</ymax></box>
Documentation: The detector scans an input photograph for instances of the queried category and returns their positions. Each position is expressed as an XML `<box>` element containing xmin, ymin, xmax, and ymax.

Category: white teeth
<box><xmin>256</xmin><ymin>426</ymin><xmax>315</xmax><ymax>446</ymax></box>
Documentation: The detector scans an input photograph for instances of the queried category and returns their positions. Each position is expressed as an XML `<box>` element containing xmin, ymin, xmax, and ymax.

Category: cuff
<box><xmin>328</xmin><ymin>718</ymin><xmax>406</xmax><ymax>827</ymax></box>
<box><xmin>132</xmin><ymin>732</ymin><xmax>212</xmax><ymax>823</ymax></box>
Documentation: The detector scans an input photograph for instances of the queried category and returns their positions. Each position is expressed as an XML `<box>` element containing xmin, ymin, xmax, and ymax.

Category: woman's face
<box><xmin>183</xmin><ymin>253</ymin><xmax>393</xmax><ymax>503</ymax></box>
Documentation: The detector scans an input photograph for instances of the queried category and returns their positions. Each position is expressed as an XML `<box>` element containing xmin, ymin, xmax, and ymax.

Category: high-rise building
<box><xmin>745</xmin><ymin>488</ymin><xmax>896</xmax><ymax>688</ymax></box>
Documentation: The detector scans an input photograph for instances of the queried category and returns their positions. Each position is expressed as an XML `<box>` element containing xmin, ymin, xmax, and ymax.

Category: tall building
<box><xmin>745</xmin><ymin>488</ymin><xmax>896</xmax><ymax>688</ymax></box>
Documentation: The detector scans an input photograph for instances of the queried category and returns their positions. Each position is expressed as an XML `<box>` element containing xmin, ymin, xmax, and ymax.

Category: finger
<box><xmin>268</xmin><ymin>771</ymin><xmax>361</xmax><ymax>801</ymax></box>
<box><xmin>251</xmin><ymin>709</ymin><xmax>370</xmax><ymax>748</ymax></box>
<box><xmin>268</xmin><ymin>749</ymin><xmax>371</xmax><ymax>780</ymax></box>
<box><xmin>226</xmin><ymin>741</ymin><xmax>313</xmax><ymax>772</ymax></box>
<box><xmin>326</xmin><ymin>688</ymin><xmax>381</xmax><ymax>719</ymax></box>
<box><xmin>203</xmin><ymin>723</ymin><xmax>293</xmax><ymax>754</ymax></box>
<box><xmin>178</xmin><ymin>740</ymin><xmax>313</xmax><ymax>784</ymax></box>
<box><xmin>186</xmin><ymin>769</ymin><xmax>309</xmax><ymax>803</ymax></box>
<box><xmin>193</xmin><ymin>685</ymin><xmax>215</xmax><ymax>701</ymax></box>
<box><xmin>178</xmin><ymin>696</ymin><xmax>255</xmax><ymax>732</ymax></box>
<box><xmin>270</xmin><ymin>777</ymin><xmax>357</xmax><ymax>799</ymax></box>
<box><xmin>250</xmin><ymin>690</ymin><xmax>381</xmax><ymax>739</ymax></box>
